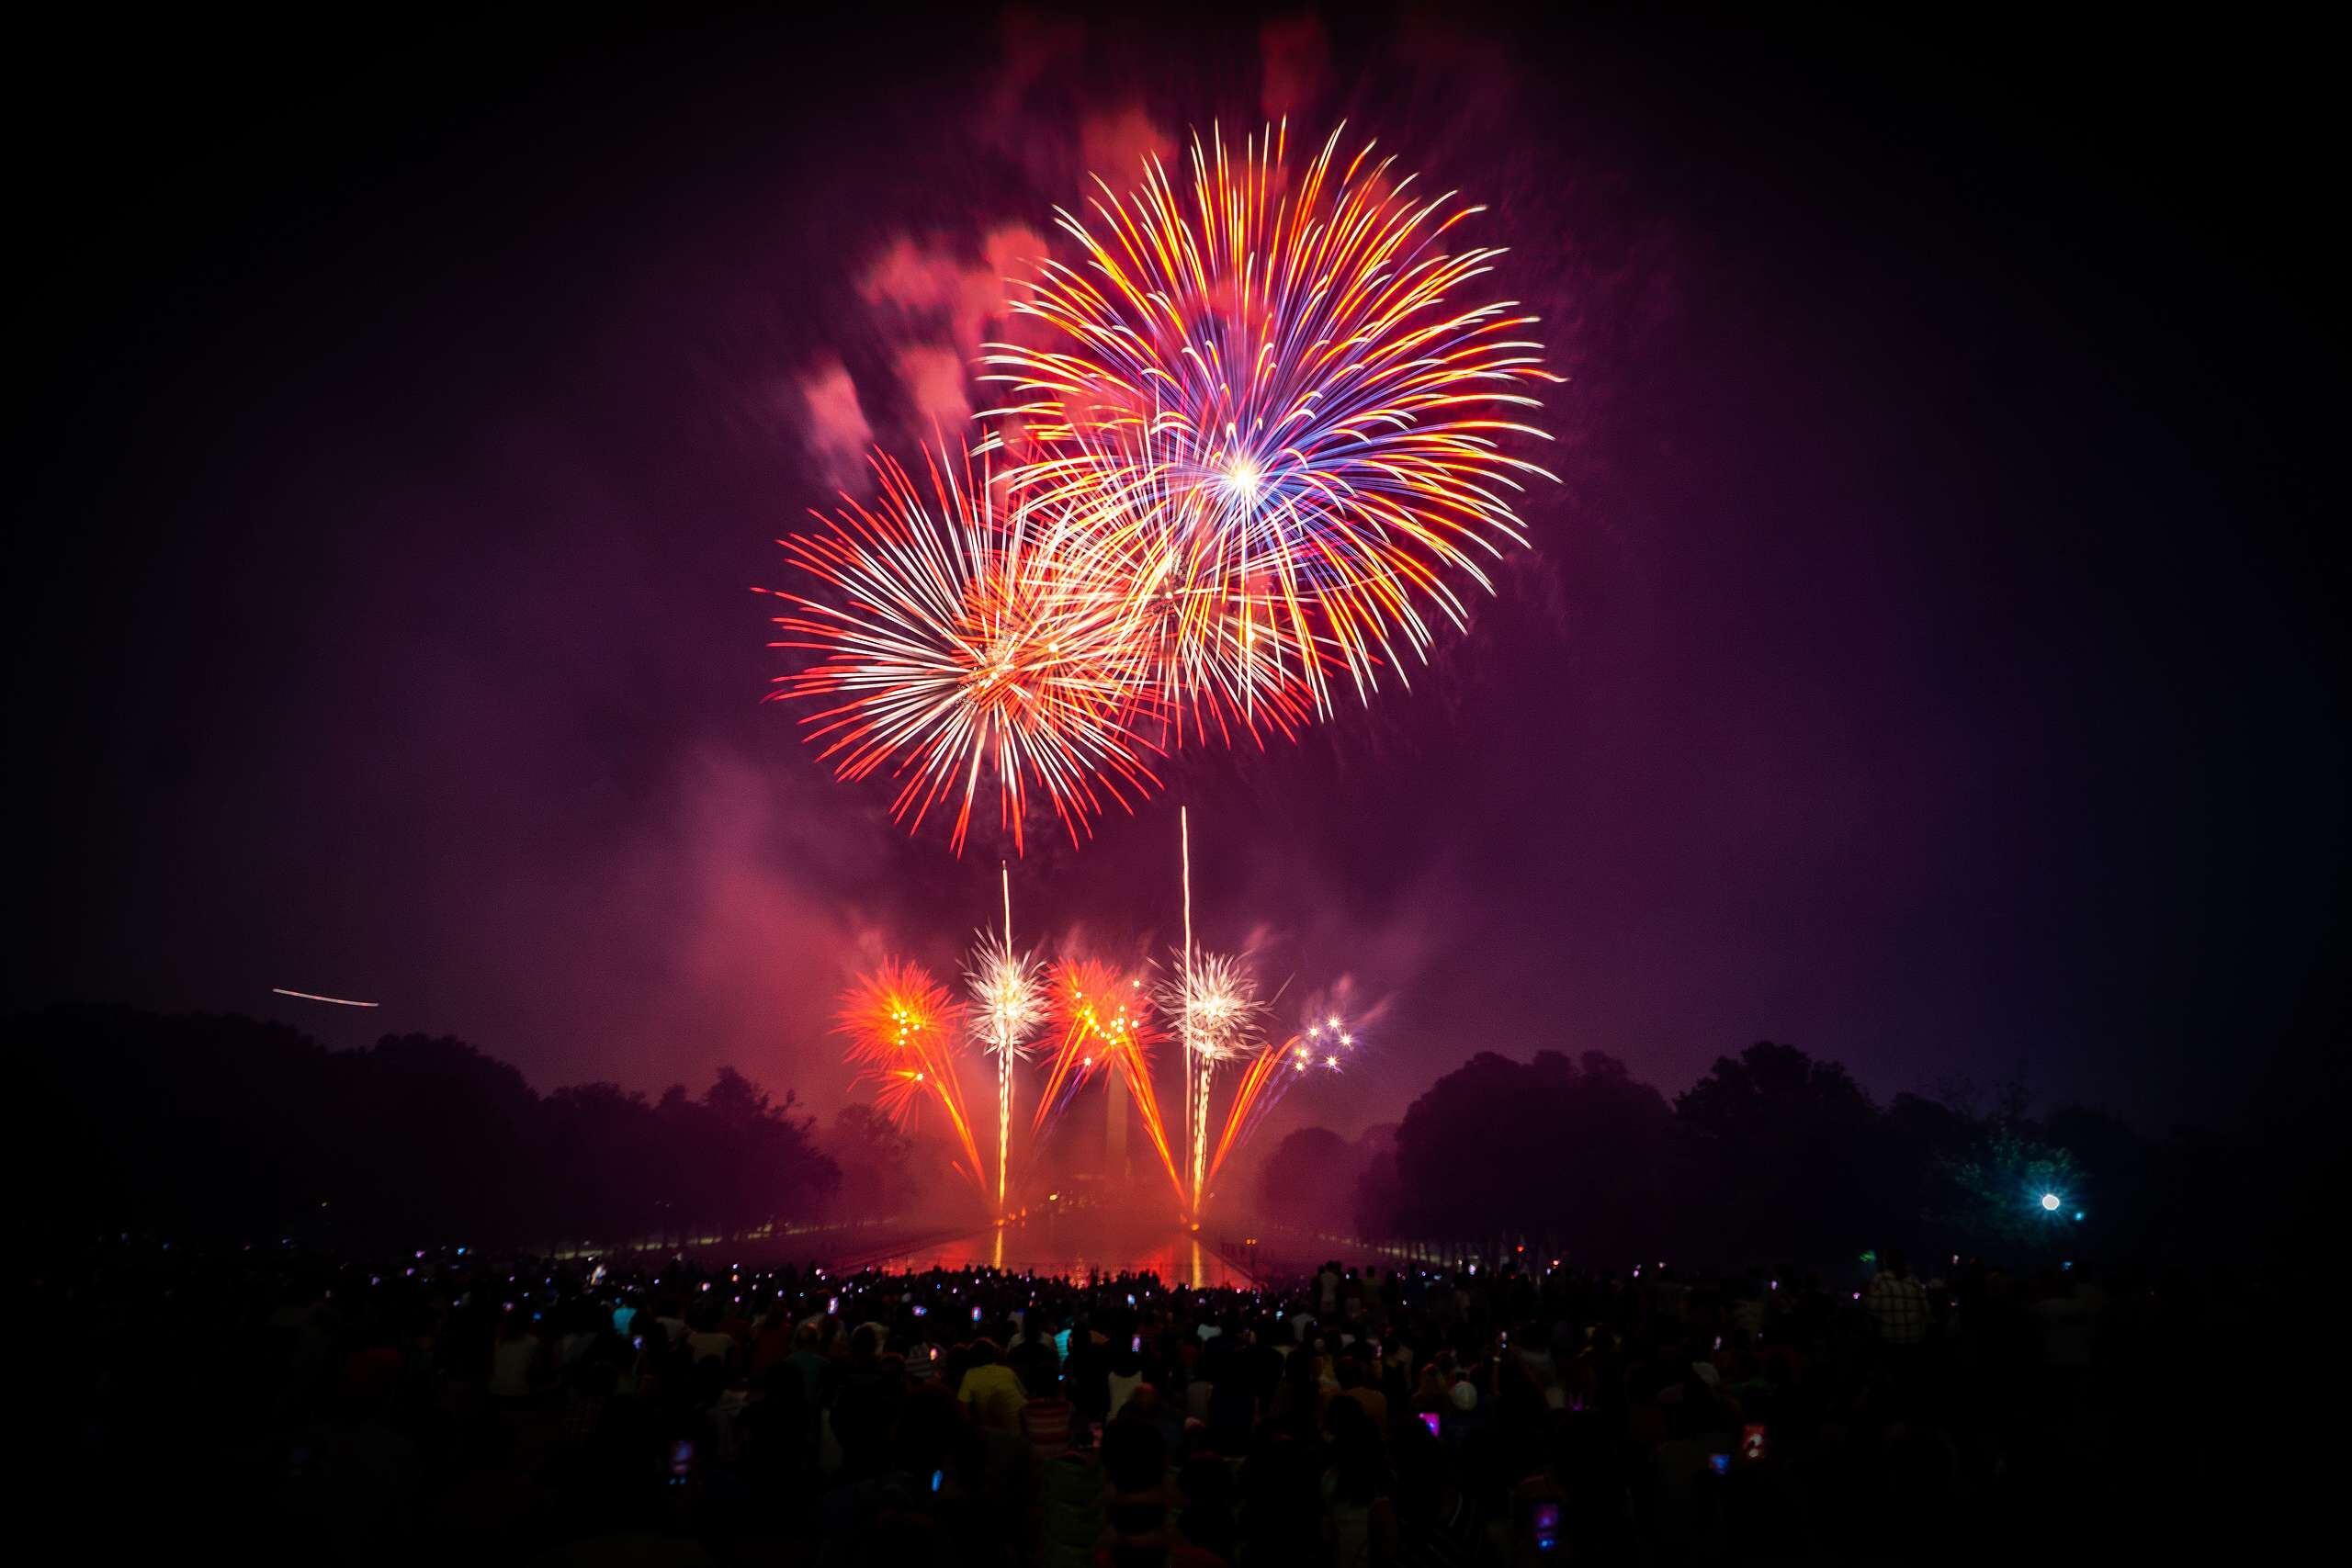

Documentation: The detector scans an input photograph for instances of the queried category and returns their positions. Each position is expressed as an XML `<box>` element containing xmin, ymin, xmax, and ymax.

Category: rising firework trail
<box><xmin>1182</xmin><ymin>805</ymin><xmax>1196</xmax><ymax>1214</ymax></box>
<box><xmin>1163</xmin><ymin>807</ymin><xmax>1268</xmax><ymax>1213</ymax></box>
<box><xmin>967</xmin><ymin>863</ymin><xmax>1046</xmax><ymax>1216</ymax></box>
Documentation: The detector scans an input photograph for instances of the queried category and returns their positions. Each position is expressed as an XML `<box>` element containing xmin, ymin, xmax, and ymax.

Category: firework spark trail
<box><xmin>1028</xmin><ymin>957</ymin><xmax>1187</xmax><ymax>1205</ymax></box>
<box><xmin>1204</xmin><ymin>1010</ymin><xmax>1363</xmax><ymax>1194</ymax></box>
<box><xmin>763</xmin><ymin>442</ymin><xmax>1164</xmax><ymax>854</ymax></box>
<box><xmin>1033</xmin><ymin>959</ymin><xmax>1138</xmax><ymax>1135</ymax></box>
<box><xmin>1114</xmin><ymin>1029</ymin><xmax>1189</xmax><ymax>1210</ymax></box>
<box><xmin>771</xmin><ymin>126</ymin><xmax>1551</xmax><ymax>852</ymax></box>
<box><xmin>984</xmin><ymin>118</ymin><xmax>1562</xmax><ymax>728</ymax></box>
<box><xmin>1159</xmin><ymin>947</ymin><xmax>1267</xmax><ymax>1211</ymax></box>
<box><xmin>837</xmin><ymin>960</ymin><xmax>988</xmax><ymax>1200</ymax></box>
<box><xmin>967</xmin><ymin>863</ymin><xmax>1046</xmax><ymax>1215</ymax></box>
<box><xmin>1205</xmin><ymin>1039</ymin><xmax>1287</xmax><ymax>1193</ymax></box>
<box><xmin>1181</xmin><ymin>805</ymin><xmax>1194</xmax><ymax>1214</ymax></box>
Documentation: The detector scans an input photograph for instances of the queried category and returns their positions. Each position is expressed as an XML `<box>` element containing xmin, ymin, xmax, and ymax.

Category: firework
<box><xmin>1032</xmin><ymin>957</ymin><xmax>1186</xmax><ymax>1205</ymax></box>
<box><xmin>1157</xmin><ymin>950</ymin><xmax>1267</xmax><ymax>1066</ymax></box>
<box><xmin>1033</xmin><ymin>959</ymin><xmax>1143</xmax><ymax>1132</ymax></box>
<box><xmin>763</xmin><ymin>442</ymin><xmax>1162</xmax><ymax>854</ymax></box>
<box><xmin>1205</xmin><ymin>1008</ymin><xmax>1363</xmax><ymax>1194</ymax></box>
<box><xmin>1159</xmin><ymin>948</ymin><xmax>1267</xmax><ymax>1211</ymax></box>
<box><xmin>967</xmin><ymin>865</ymin><xmax>1046</xmax><ymax>1215</ymax></box>
<box><xmin>836</xmin><ymin>960</ymin><xmax>987</xmax><ymax>1196</ymax></box>
<box><xmin>985</xmin><ymin>119</ymin><xmax>1561</xmax><ymax>724</ymax></box>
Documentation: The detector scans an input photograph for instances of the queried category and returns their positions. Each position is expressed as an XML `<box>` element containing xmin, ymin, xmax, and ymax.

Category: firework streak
<box><xmin>769</xmin><ymin>122</ymin><xmax>1555</xmax><ymax>852</ymax></box>
<box><xmin>1032</xmin><ymin>959</ymin><xmax>1187</xmax><ymax>1207</ymax></box>
<box><xmin>764</xmin><ymin>444</ymin><xmax>1161</xmax><ymax>854</ymax></box>
<box><xmin>966</xmin><ymin>864</ymin><xmax>1046</xmax><ymax>1216</ymax></box>
<box><xmin>845</xmin><ymin>952</ymin><xmax>1360</xmax><ymax>1221</ymax></box>
<box><xmin>836</xmin><ymin>961</ymin><xmax>988</xmax><ymax>1201</ymax></box>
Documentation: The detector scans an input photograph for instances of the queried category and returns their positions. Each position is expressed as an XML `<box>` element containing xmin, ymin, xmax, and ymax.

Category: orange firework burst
<box><xmin>835</xmin><ymin>959</ymin><xmax>987</xmax><ymax>1192</ymax></box>
<box><xmin>1032</xmin><ymin>958</ymin><xmax>1135</xmax><ymax>1128</ymax></box>
<box><xmin>763</xmin><ymin>443</ymin><xmax>1162</xmax><ymax>854</ymax></box>
<box><xmin>986</xmin><ymin>119</ymin><xmax>1562</xmax><ymax>723</ymax></box>
<box><xmin>1032</xmin><ymin>958</ymin><xmax>1187</xmax><ymax>1205</ymax></box>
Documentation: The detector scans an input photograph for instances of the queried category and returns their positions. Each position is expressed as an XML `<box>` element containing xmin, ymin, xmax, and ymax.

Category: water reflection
<box><xmin>855</xmin><ymin>1210</ymin><xmax>1250</xmax><ymax>1287</ymax></box>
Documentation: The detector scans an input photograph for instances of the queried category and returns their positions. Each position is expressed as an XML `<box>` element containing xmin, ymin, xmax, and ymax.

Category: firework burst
<box><xmin>763</xmin><ymin>442</ymin><xmax>1162</xmax><ymax>853</ymax></box>
<box><xmin>1033</xmin><ymin>958</ymin><xmax>1148</xmax><ymax>1132</ymax></box>
<box><xmin>986</xmin><ymin>118</ymin><xmax>1562</xmax><ymax>723</ymax></box>
<box><xmin>1031</xmin><ymin>957</ymin><xmax>1185</xmax><ymax>1204</ymax></box>
<box><xmin>1207</xmin><ymin>1006</ymin><xmax>1366</xmax><ymax>1193</ymax></box>
<box><xmin>835</xmin><ymin>959</ymin><xmax>987</xmax><ymax>1196</ymax></box>
<box><xmin>1156</xmin><ymin>949</ymin><xmax>1267</xmax><ymax>1066</ymax></box>
<box><xmin>967</xmin><ymin>942</ymin><xmax>1049</xmax><ymax>1058</ymax></box>
<box><xmin>1156</xmin><ymin>946</ymin><xmax>1268</xmax><ymax>1211</ymax></box>
<box><xmin>965</xmin><ymin>912</ymin><xmax>1046</xmax><ymax>1214</ymax></box>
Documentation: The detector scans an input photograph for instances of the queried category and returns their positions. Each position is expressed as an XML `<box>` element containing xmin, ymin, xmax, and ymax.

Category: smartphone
<box><xmin>827</xmin><ymin>1295</ymin><xmax>839</xmax><ymax>1315</ymax></box>
<box><xmin>912</xmin><ymin>1304</ymin><xmax>927</xmax><ymax>1317</ymax></box>
<box><xmin>1419</xmin><ymin>1411</ymin><xmax>1442</xmax><ymax>1438</ymax></box>
<box><xmin>1707</xmin><ymin>1453</ymin><xmax>1730</xmax><ymax>1476</ymax></box>
<box><xmin>1131</xmin><ymin>1334</ymin><xmax>1143</xmax><ymax>1353</ymax></box>
<box><xmin>972</xmin><ymin>1304</ymin><xmax>982</xmax><ymax>1323</ymax></box>
<box><xmin>1531</xmin><ymin>1501</ymin><xmax>1561</xmax><ymax>1552</ymax></box>
<box><xmin>929</xmin><ymin>1468</ymin><xmax>943</xmax><ymax>1494</ymax></box>
<box><xmin>668</xmin><ymin>1439</ymin><xmax>695</xmax><ymax>1485</ymax></box>
<box><xmin>1741</xmin><ymin>1423</ymin><xmax>1769</xmax><ymax>1462</ymax></box>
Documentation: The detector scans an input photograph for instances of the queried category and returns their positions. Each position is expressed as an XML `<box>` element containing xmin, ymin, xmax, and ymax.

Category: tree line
<box><xmin>1260</xmin><ymin>1042</ymin><xmax>2316</xmax><ymax>1269</ymax></box>
<box><xmin>22</xmin><ymin>1007</ymin><xmax>2333</xmax><ymax>1267</ymax></box>
<box><xmin>24</xmin><ymin>1005</ymin><xmax>844</xmax><ymax>1251</ymax></box>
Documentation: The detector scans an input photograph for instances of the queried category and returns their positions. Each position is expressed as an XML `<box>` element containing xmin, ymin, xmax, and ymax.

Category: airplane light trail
<box><xmin>271</xmin><ymin>987</ymin><xmax>380</xmax><ymax>1008</ymax></box>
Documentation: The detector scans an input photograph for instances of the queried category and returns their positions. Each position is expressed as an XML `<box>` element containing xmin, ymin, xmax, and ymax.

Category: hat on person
<box><xmin>1449</xmin><ymin>1380</ymin><xmax>1479</xmax><ymax>1412</ymax></box>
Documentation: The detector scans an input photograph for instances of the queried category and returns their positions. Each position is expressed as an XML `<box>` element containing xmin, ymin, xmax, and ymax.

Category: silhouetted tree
<box><xmin>1377</xmin><ymin>1050</ymin><xmax>1671</xmax><ymax>1259</ymax></box>
<box><xmin>1673</xmin><ymin>1041</ymin><xmax>1898</xmax><ymax>1263</ymax></box>
<box><xmin>15</xmin><ymin>1005</ymin><xmax>834</xmax><ymax>1250</ymax></box>
<box><xmin>1256</xmin><ymin>1125</ymin><xmax>1358</xmax><ymax>1227</ymax></box>
<box><xmin>544</xmin><ymin>1082</ymin><xmax>664</xmax><ymax>1243</ymax></box>
<box><xmin>823</xmin><ymin>1102</ymin><xmax>922</xmax><ymax>1216</ymax></box>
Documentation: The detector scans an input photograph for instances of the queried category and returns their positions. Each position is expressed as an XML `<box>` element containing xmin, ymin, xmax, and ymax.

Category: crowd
<box><xmin>40</xmin><ymin>1232</ymin><xmax>2248</xmax><ymax>1562</ymax></box>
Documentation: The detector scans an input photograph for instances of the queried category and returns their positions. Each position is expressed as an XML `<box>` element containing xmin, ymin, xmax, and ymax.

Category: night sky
<box><xmin>9</xmin><ymin>6</ymin><xmax>2343</xmax><ymax>1137</ymax></box>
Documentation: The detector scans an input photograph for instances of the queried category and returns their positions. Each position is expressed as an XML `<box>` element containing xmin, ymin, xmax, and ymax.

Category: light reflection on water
<box><xmin>857</xmin><ymin>1213</ymin><xmax>1246</xmax><ymax>1289</ymax></box>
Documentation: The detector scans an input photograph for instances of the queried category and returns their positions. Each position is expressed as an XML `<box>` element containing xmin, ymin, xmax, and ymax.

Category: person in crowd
<box><xmin>956</xmin><ymin>1337</ymin><xmax>1025</xmax><ymax>1432</ymax></box>
<box><xmin>48</xmin><ymin>1235</ymin><xmax>2174</xmax><ymax>1562</ymax></box>
<box><xmin>1864</xmin><ymin>1248</ymin><xmax>1932</xmax><ymax>1348</ymax></box>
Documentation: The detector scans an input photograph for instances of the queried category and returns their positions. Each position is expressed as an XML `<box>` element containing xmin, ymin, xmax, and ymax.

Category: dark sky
<box><xmin>8</xmin><ymin>6</ymin><xmax>2343</xmax><ymax>1137</ymax></box>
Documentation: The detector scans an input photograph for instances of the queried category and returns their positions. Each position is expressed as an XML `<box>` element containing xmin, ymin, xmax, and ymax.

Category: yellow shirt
<box><xmin>958</xmin><ymin>1361</ymin><xmax>1026</xmax><ymax>1430</ymax></box>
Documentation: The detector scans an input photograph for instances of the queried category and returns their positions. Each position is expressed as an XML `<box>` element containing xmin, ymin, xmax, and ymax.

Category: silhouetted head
<box><xmin>1103</xmin><ymin>1409</ymin><xmax>1168</xmax><ymax>1493</ymax></box>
